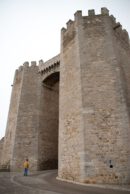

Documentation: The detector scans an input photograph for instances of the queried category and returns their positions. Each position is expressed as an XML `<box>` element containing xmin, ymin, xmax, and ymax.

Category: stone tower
<box><xmin>1</xmin><ymin>8</ymin><xmax>130</xmax><ymax>184</ymax></box>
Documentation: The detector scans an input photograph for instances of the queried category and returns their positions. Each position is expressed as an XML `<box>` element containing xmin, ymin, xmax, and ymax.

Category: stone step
<box><xmin>0</xmin><ymin>164</ymin><xmax>10</xmax><ymax>172</ymax></box>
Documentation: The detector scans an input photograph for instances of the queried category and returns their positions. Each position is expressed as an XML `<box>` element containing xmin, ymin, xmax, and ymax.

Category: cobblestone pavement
<box><xmin>0</xmin><ymin>170</ymin><xmax>130</xmax><ymax>194</ymax></box>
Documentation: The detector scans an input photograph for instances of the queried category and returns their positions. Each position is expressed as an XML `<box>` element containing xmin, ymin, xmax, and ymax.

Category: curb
<box><xmin>56</xmin><ymin>177</ymin><xmax>130</xmax><ymax>192</ymax></box>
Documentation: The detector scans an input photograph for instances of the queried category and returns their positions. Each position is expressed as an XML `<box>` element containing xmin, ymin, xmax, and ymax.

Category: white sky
<box><xmin>0</xmin><ymin>0</ymin><xmax>130</xmax><ymax>139</ymax></box>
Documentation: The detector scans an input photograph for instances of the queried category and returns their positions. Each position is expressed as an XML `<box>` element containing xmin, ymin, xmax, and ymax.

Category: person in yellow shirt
<box><xmin>23</xmin><ymin>159</ymin><xmax>29</xmax><ymax>176</ymax></box>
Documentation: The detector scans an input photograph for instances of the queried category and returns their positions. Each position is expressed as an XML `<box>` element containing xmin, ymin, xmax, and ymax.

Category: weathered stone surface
<box><xmin>1</xmin><ymin>8</ymin><xmax>130</xmax><ymax>184</ymax></box>
<box><xmin>0</xmin><ymin>138</ymin><xmax>4</xmax><ymax>165</ymax></box>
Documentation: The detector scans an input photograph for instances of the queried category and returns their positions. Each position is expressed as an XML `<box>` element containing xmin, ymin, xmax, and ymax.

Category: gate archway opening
<box><xmin>38</xmin><ymin>72</ymin><xmax>60</xmax><ymax>170</ymax></box>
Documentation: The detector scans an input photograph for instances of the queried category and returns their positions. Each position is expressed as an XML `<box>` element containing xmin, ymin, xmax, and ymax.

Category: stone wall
<box><xmin>10</xmin><ymin>62</ymin><xmax>42</xmax><ymax>171</ymax></box>
<box><xmin>1</xmin><ymin>62</ymin><xmax>42</xmax><ymax>171</ymax></box>
<box><xmin>58</xmin><ymin>8</ymin><xmax>130</xmax><ymax>184</ymax></box>
<box><xmin>1</xmin><ymin>67</ymin><xmax>24</xmax><ymax>170</ymax></box>
<box><xmin>0</xmin><ymin>138</ymin><xmax>4</xmax><ymax>165</ymax></box>
<box><xmin>59</xmin><ymin>13</ymin><xmax>85</xmax><ymax>182</ymax></box>
<box><xmin>78</xmin><ymin>9</ymin><xmax>130</xmax><ymax>184</ymax></box>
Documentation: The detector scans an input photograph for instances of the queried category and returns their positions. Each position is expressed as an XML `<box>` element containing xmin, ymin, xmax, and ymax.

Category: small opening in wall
<box><xmin>109</xmin><ymin>160</ymin><xmax>113</xmax><ymax>168</ymax></box>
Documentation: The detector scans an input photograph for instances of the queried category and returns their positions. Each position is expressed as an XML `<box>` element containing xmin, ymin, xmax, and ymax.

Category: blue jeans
<box><xmin>24</xmin><ymin>168</ymin><xmax>28</xmax><ymax>176</ymax></box>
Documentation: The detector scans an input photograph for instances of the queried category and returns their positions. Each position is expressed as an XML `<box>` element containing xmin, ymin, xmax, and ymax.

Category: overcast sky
<box><xmin>0</xmin><ymin>0</ymin><xmax>130</xmax><ymax>139</ymax></box>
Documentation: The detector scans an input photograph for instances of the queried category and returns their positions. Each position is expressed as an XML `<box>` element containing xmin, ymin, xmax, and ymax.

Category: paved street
<box><xmin>0</xmin><ymin>170</ymin><xmax>130</xmax><ymax>194</ymax></box>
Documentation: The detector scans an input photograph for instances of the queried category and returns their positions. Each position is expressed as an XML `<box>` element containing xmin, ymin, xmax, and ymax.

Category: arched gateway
<box><xmin>38</xmin><ymin>55</ymin><xmax>60</xmax><ymax>170</ymax></box>
<box><xmin>1</xmin><ymin>8</ymin><xmax>130</xmax><ymax>184</ymax></box>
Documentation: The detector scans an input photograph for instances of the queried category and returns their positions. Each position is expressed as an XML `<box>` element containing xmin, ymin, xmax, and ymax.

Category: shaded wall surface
<box><xmin>38</xmin><ymin>73</ymin><xmax>59</xmax><ymax>170</ymax></box>
<box><xmin>1</xmin><ymin>68</ymin><xmax>24</xmax><ymax>169</ymax></box>
<box><xmin>0</xmin><ymin>138</ymin><xmax>4</xmax><ymax>166</ymax></box>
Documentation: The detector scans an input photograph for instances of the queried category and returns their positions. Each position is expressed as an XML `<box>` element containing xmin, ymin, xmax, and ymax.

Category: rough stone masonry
<box><xmin>0</xmin><ymin>7</ymin><xmax>130</xmax><ymax>184</ymax></box>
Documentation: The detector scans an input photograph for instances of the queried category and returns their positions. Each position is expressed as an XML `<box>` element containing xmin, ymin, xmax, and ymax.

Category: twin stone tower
<box><xmin>0</xmin><ymin>8</ymin><xmax>130</xmax><ymax>184</ymax></box>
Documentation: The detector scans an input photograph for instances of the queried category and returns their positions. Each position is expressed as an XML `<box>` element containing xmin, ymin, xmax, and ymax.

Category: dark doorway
<box><xmin>38</xmin><ymin>72</ymin><xmax>59</xmax><ymax>170</ymax></box>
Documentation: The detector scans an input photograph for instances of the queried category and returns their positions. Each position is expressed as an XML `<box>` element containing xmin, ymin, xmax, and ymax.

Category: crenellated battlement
<box><xmin>15</xmin><ymin>55</ymin><xmax>60</xmax><ymax>81</ymax></box>
<box><xmin>14</xmin><ymin>61</ymin><xmax>39</xmax><ymax>86</ymax></box>
<box><xmin>112</xmin><ymin>21</ymin><xmax>129</xmax><ymax>47</ymax></box>
<box><xmin>23</xmin><ymin>61</ymin><xmax>29</xmax><ymax>67</ymax></box>
<box><xmin>61</xmin><ymin>8</ymin><xmax>109</xmax><ymax>35</ymax></box>
<box><xmin>16</xmin><ymin>61</ymin><xmax>38</xmax><ymax>73</ymax></box>
<box><xmin>61</xmin><ymin>7</ymin><xmax>129</xmax><ymax>47</ymax></box>
<box><xmin>39</xmin><ymin>54</ymin><xmax>60</xmax><ymax>72</ymax></box>
<box><xmin>66</xmin><ymin>19</ymin><xmax>74</xmax><ymax>29</ymax></box>
<box><xmin>88</xmin><ymin>9</ymin><xmax>95</xmax><ymax>16</ymax></box>
<box><xmin>39</xmin><ymin>54</ymin><xmax>60</xmax><ymax>80</ymax></box>
<box><xmin>31</xmin><ymin>61</ymin><xmax>37</xmax><ymax>67</ymax></box>
<box><xmin>14</xmin><ymin>7</ymin><xmax>130</xmax><ymax>80</ymax></box>
<box><xmin>101</xmin><ymin>7</ymin><xmax>109</xmax><ymax>15</ymax></box>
